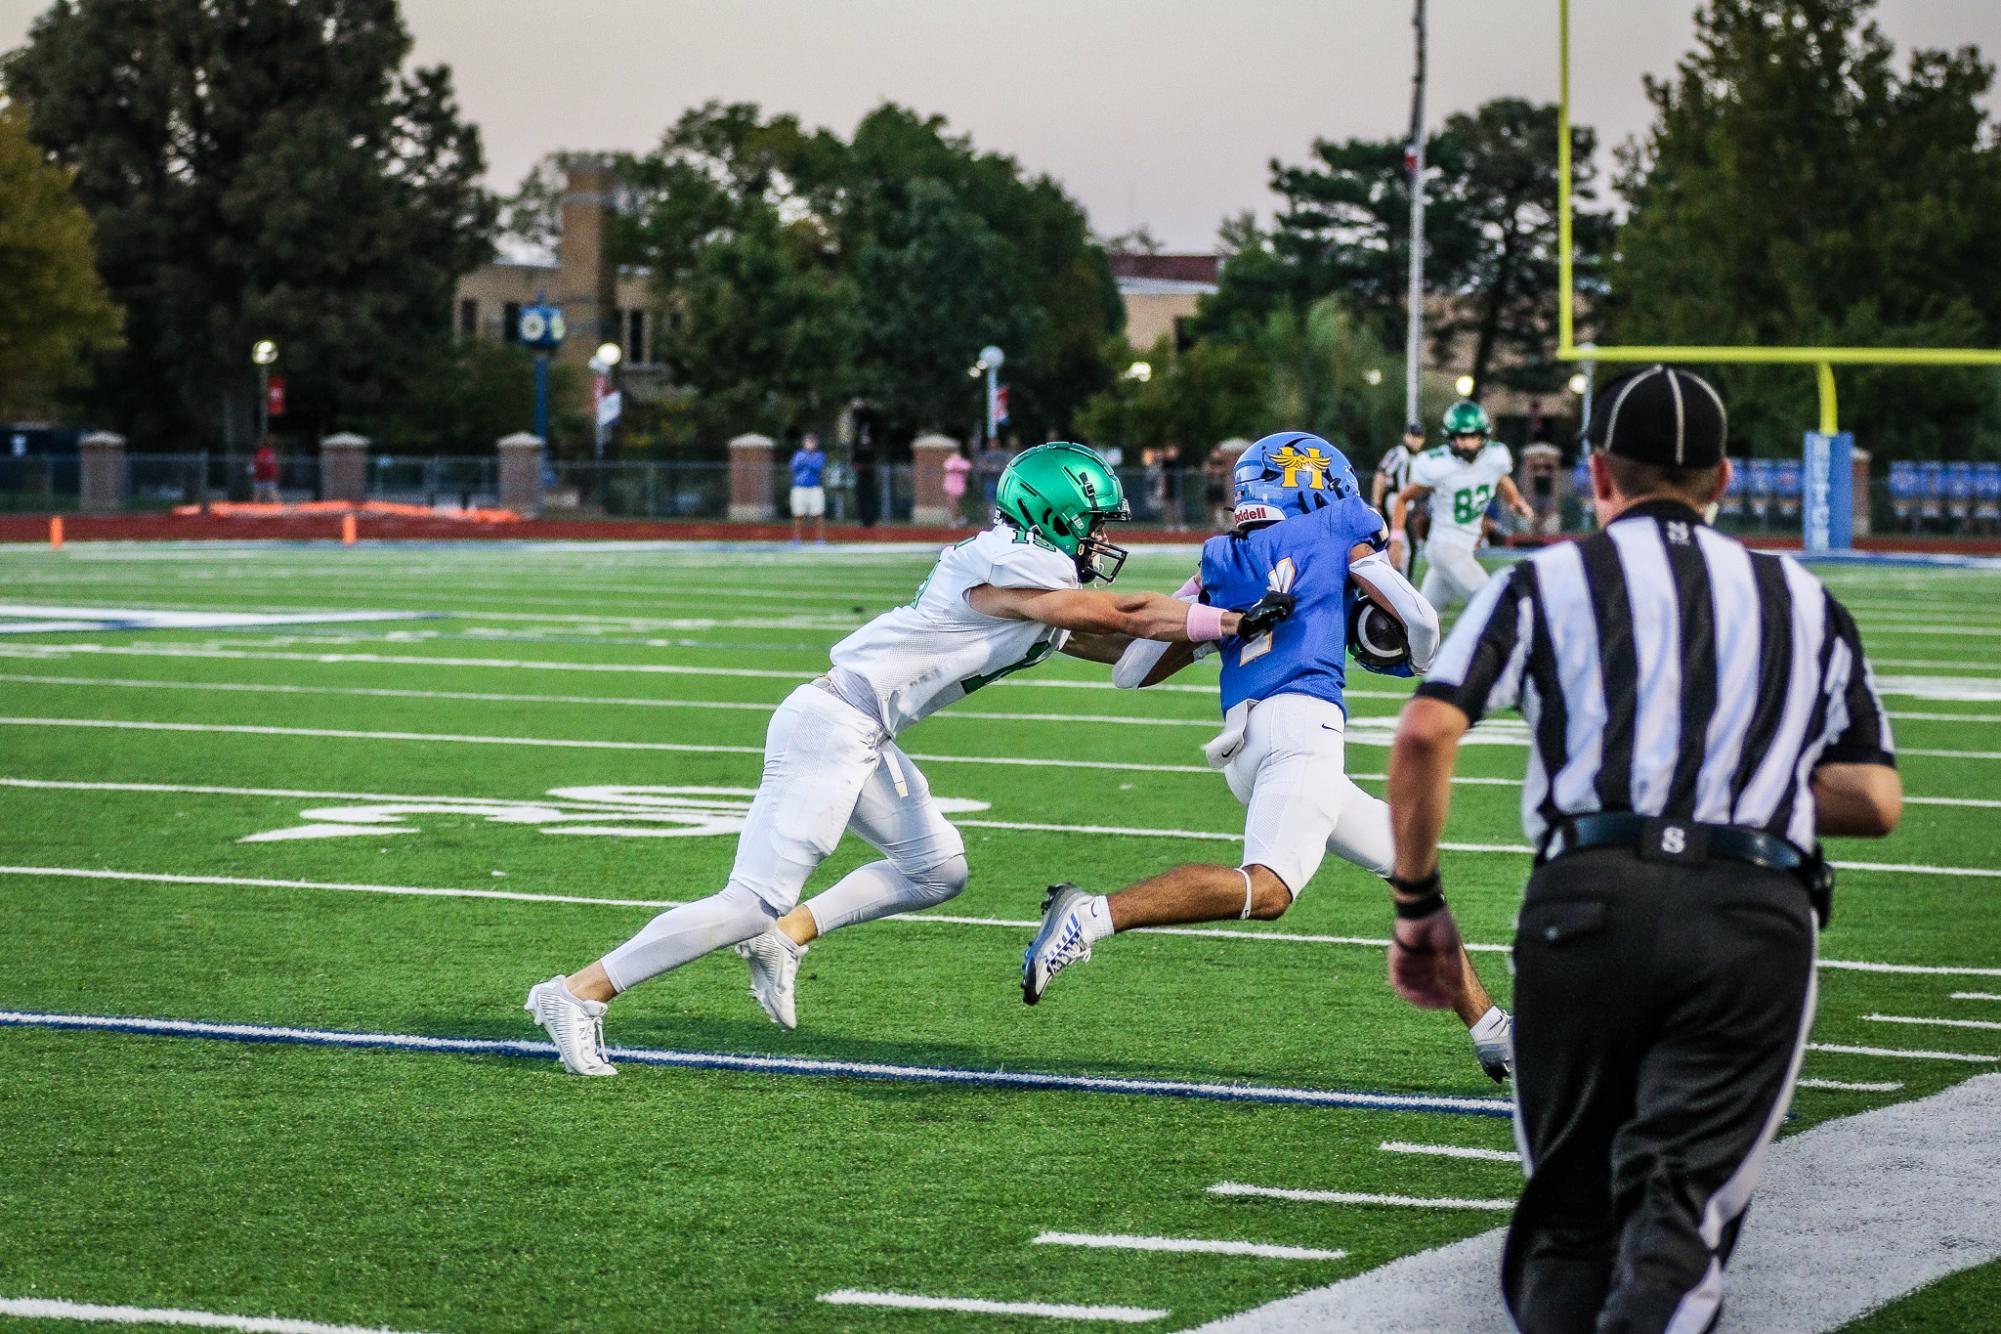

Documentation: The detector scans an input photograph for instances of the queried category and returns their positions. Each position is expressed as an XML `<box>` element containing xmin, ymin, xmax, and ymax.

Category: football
<box><xmin>1348</xmin><ymin>596</ymin><xmax>1413</xmax><ymax>674</ymax></box>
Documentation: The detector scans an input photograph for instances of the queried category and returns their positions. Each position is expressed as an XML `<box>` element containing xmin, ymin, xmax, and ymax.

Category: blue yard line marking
<box><xmin>0</xmin><ymin>1010</ymin><xmax>1511</xmax><ymax>1117</ymax></box>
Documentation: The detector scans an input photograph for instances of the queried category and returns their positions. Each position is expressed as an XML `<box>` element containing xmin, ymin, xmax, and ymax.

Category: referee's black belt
<box><xmin>1539</xmin><ymin>812</ymin><xmax>1806</xmax><ymax>876</ymax></box>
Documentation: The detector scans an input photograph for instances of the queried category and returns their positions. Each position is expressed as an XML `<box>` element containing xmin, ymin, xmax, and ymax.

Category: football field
<box><xmin>1</xmin><ymin>539</ymin><xmax>1998</xmax><ymax>1332</ymax></box>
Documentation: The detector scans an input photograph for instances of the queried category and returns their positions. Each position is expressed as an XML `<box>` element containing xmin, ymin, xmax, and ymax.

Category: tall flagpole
<box><xmin>1405</xmin><ymin>0</ymin><xmax>1428</xmax><ymax>427</ymax></box>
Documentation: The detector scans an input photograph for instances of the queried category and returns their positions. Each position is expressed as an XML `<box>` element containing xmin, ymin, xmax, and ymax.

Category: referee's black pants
<box><xmin>1502</xmin><ymin>847</ymin><xmax>1817</xmax><ymax>1334</ymax></box>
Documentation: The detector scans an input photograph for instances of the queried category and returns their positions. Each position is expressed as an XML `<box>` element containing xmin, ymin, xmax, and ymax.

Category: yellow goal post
<box><xmin>1554</xmin><ymin>0</ymin><xmax>2001</xmax><ymax>436</ymax></box>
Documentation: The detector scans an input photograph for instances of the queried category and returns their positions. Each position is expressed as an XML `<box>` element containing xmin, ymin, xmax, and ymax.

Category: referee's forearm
<box><xmin>1388</xmin><ymin>698</ymin><xmax>1468</xmax><ymax>881</ymax></box>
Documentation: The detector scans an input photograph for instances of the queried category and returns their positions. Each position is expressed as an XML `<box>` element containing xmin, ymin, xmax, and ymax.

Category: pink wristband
<box><xmin>1185</xmin><ymin>601</ymin><xmax>1228</xmax><ymax>642</ymax></box>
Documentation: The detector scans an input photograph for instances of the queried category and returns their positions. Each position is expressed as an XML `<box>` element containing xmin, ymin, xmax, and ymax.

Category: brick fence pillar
<box><xmin>728</xmin><ymin>432</ymin><xmax>775</xmax><ymax>521</ymax></box>
<box><xmin>911</xmin><ymin>433</ymin><xmax>961</xmax><ymax>526</ymax></box>
<box><xmin>497</xmin><ymin>432</ymin><xmax>545</xmax><ymax>516</ymax></box>
<box><xmin>319</xmin><ymin>432</ymin><xmax>370</xmax><ymax>504</ymax></box>
<box><xmin>78</xmin><ymin>430</ymin><xmax>127</xmax><ymax>512</ymax></box>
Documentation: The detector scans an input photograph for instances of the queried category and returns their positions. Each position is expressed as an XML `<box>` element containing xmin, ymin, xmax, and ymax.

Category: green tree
<box><xmin>1611</xmin><ymin>0</ymin><xmax>2001</xmax><ymax>457</ymax></box>
<box><xmin>4</xmin><ymin>0</ymin><xmax>494</xmax><ymax>449</ymax></box>
<box><xmin>0</xmin><ymin>98</ymin><xmax>120</xmax><ymax>417</ymax></box>
<box><xmin>1195</xmin><ymin>100</ymin><xmax>1609</xmax><ymax>394</ymax></box>
<box><xmin>612</xmin><ymin>101</ymin><xmax>1121</xmax><ymax>452</ymax></box>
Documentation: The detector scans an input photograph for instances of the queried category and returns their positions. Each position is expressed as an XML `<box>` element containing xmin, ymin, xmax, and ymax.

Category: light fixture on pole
<box><xmin>1455</xmin><ymin>374</ymin><xmax>1477</xmax><ymax>398</ymax></box>
<box><xmin>1567</xmin><ymin>372</ymin><xmax>1589</xmax><ymax>396</ymax></box>
<box><xmin>251</xmin><ymin>340</ymin><xmax>279</xmax><ymax>442</ymax></box>
<box><xmin>1365</xmin><ymin>368</ymin><xmax>1384</xmax><ymax>387</ymax></box>
<box><xmin>1124</xmin><ymin>361</ymin><xmax>1152</xmax><ymax>383</ymax></box>
<box><xmin>590</xmin><ymin>342</ymin><xmax>624</xmax><ymax>460</ymax></box>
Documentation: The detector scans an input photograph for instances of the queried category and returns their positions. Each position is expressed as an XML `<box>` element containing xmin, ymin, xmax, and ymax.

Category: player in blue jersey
<box><xmin>1021</xmin><ymin>431</ymin><xmax>1515</xmax><ymax>1081</ymax></box>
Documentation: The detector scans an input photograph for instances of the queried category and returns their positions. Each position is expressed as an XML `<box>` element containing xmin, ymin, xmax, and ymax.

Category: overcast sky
<box><xmin>4</xmin><ymin>0</ymin><xmax>1997</xmax><ymax>249</ymax></box>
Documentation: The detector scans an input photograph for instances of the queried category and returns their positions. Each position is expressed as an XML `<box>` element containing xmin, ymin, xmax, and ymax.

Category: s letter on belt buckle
<box><xmin>1639</xmin><ymin>818</ymin><xmax>1708</xmax><ymax>865</ymax></box>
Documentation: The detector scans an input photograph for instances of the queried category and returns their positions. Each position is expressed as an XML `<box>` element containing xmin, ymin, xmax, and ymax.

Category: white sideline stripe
<box><xmin>0</xmin><ymin>1296</ymin><xmax>437</xmax><ymax>1333</ymax></box>
<box><xmin>817</xmin><ymin>1291</ymin><xmax>1165</xmax><ymax>1322</ymax></box>
<box><xmin>1795</xmin><ymin>1078</ymin><xmax>1904</xmax><ymax>1092</ymax></box>
<box><xmin>1032</xmin><ymin>1233</ymin><xmax>1346</xmax><ymax>1261</ymax></box>
<box><xmin>1807</xmin><ymin>1041</ymin><xmax>1998</xmax><ymax>1063</ymax></box>
<box><xmin>1951</xmin><ymin>992</ymin><xmax>2001</xmax><ymax>1001</ymax></box>
<box><xmin>1207</xmin><ymin>1184</ymin><xmax>1514</xmax><ymax>1211</ymax></box>
<box><xmin>6</xmin><ymin>864</ymin><xmax>1997</xmax><ymax>979</ymax></box>
<box><xmin>1863</xmin><ymin>1012</ymin><xmax>2001</xmax><ymax>1033</ymax></box>
<box><xmin>0</xmin><ymin>1010</ymin><xmax>1511</xmax><ymax>1116</ymax></box>
<box><xmin>1193</xmin><ymin>1075</ymin><xmax>2001</xmax><ymax>1334</ymax></box>
<box><xmin>1378</xmin><ymin>1140</ymin><xmax>1519</xmax><ymax>1163</ymax></box>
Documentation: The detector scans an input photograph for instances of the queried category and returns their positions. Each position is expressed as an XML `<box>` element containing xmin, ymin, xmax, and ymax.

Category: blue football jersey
<box><xmin>1200</xmin><ymin>493</ymin><xmax>1388</xmax><ymax>714</ymax></box>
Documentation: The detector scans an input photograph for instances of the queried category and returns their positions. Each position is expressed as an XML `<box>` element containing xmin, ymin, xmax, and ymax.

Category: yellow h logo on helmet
<box><xmin>1270</xmin><ymin>444</ymin><xmax>1330</xmax><ymax>489</ymax></box>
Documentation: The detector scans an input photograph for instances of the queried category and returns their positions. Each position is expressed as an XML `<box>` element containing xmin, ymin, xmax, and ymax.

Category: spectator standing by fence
<box><xmin>790</xmin><ymin>433</ymin><xmax>827</xmax><ymax>544</ymax></box>
<box><xmin>976</xmin><ymin>438</ymin><xmax>1010</xmax><ymax>520</ymax></box>
<box><xmin>251</xmin><ymin>438</ymin><xmax>280</xmax><ymax>504</ymax></box>
<box><xmin>942</xmin><ymin>447</ymin><xmax>971</xmax><ymax>527</ymax></box>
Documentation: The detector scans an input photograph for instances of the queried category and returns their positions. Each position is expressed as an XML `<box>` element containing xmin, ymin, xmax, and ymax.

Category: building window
<box><xmin>502</xmin><ymin>301</ymin><xmax>522</xmax><ymax>343</ymax></box>
<box><xmin>458</xmin><ymin>299</ymin><xmax>478</xmax><ymax>336</ymax></box>
<box><xmin>626</xmin><ymin>309</ymin><xmax>647</xmax><ymax>365</ymax></box>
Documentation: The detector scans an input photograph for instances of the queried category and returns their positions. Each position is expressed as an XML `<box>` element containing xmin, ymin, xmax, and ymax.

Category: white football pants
<box><xmin>600</xmin><ymin>683</ymin><xmax>967</xmax><ymax>992</ymax></box>
<box><xmin>1420</xmin><ymin>537</ymin><xmax>1490</xmax><ymax>612</ymax></box>
<box><xmin>1223</xmin><ymin>693</ymin><xmax>1394</xmax><ymax>897</ymax></box>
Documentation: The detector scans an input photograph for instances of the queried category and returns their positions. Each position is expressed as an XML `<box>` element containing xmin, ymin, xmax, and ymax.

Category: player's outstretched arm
<box><xmin>1497</xmin><ymin>474</ymin><xmax>1535</xmax><ymax>520</ymax></box>
<box><xmin>1389</xmin><ymin>483</ymin><xmax>1429</xmax><ymax>552</ymax></box>
<box><xmin>967</xmin><ymin>583</ymin><xmax>1242</xmax><ymax>643</ymax></box>
<box><xmin>1105</xmin><ymin>572</ymin><xmax>1208</xmax><ymax>687</ymax></box>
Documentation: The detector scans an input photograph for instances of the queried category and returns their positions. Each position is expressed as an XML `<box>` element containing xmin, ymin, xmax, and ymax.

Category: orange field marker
<box><xmin>341</xmin><ymin>513</ymin><xmax>358</xmax><ymax>546</ymax></box>
<box><xmin>49</xmin><ymin>516</ymin><xmax>63</xmax><ymax>550</ymax></box>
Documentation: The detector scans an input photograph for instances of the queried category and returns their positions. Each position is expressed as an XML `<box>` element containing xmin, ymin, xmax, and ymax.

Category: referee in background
<box><xmin>1383</xmin><ymin>365</ymin><xmax>1902</xmax><ymax>1332</ymax></box>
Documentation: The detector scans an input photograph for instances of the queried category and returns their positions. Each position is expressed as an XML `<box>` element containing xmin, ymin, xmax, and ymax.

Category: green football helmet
<box><xmin>994</xmin><ymin>442</ymin><xmax>1131</xmax><ymax>583</ymax></box>
<box><xmin>1443</xmin><ymin>399</ymin><xmax>1491</xmax><ymax>456</ymax></box>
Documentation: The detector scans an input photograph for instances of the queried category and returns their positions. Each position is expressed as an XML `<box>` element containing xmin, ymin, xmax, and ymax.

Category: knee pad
<box><xmin>906</xmin><ymin>853</ymin><xmax>970</xmax><ymax>909</ymax></box>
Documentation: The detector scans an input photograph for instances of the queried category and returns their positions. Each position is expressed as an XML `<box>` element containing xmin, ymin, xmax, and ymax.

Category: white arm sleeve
<box><xmin>1350</xmin><ymin>549</ymin><xmax>1440</xmax><ymax>672</ymax></box>
<box><xmin>1113</xmin><ymin>573</ymin><xmax>1204</xmax><ymax>689</ymax></box>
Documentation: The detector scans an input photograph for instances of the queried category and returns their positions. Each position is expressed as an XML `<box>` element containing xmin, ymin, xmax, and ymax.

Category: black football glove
<box><xmin>1236</xmin><ymin>591</ymin><xmax>1296</xmax><ymax>640</ymax></box>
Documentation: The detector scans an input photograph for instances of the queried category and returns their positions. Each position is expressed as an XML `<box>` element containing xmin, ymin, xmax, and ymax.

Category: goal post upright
<box><xmin>1551</xmin><ymin>0</ymin><xmax>2001</xmax><ymax>440</ymax></box>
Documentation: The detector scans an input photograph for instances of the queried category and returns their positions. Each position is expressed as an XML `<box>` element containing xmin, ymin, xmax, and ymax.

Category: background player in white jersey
<box><xmin>525</xmin><ymin>443</ymin><xmax>1295</xmax><ymax>1075</ymax></box>
<box><xmin>1390</xmin><ymin>400</ymin><xmax>1535</xmax><ymax>612</ymax></box>
<box><xmin>1021</xmin><ymin>432</ymin><xmax>1516</xmax><ymax>1082</ymax></box>
<box><xmin>1372</xmin><ymin>421</ymin><xmax>1427</xmax><ymax>576</ymax></box>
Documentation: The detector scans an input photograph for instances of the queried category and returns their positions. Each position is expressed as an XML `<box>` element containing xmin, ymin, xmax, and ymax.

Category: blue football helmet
<box><xmin>1231</xmin><ymin>431</ymin><xmax>1360</xmax><ymax>528</ymax></box>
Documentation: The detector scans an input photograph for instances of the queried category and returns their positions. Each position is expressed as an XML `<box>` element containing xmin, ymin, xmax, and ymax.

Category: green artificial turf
<box><xmin>0</xmin><ymin>541</ymin><xmax>1997</xmax><ymax>1331</ymax></box>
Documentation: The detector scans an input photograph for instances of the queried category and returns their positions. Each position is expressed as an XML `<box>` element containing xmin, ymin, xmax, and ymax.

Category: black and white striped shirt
<box><xmin>1376</xmin><ymin>444</ymin><xmax>1413</xmax><ymax>499</ymax></box>
<box><xmin>1417</xmin><ymin>499</ymin><xmax>1896</xmax><ymax>850</ymax></box>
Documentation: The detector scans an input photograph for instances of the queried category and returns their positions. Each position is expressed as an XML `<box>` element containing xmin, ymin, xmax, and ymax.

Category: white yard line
<box><xmin>817</xmin><ymin>1291</ymin><xmax>1166</xmax><ymax>1322</ymax></box>
<box><xmin>1795</xmin><ymin>1078</ymin><xmax>1904</xmax><ymax>1092</ymax></box>
<box><xmin>1806</xmin><ymin>1041</ymin><xmax>1997</xmax><ymax>1063</ymax></box>
<box><xmin>1863</xmin><ymin>1012</ymin><xmax>2001</xmax><ymax>1033</ymax></box>
<box><xmin>1208</xmin><ymin>1184</ymin><xmax>1514</xmax><ymax>1211</ymax></box>
<box><xmin>1377</xmin><ymin>1141</ymin><xmax>1520</xmax><ymax>1163</ymax></box>
<box><xmin>1192</xmin><ymin>1074</ymin><xmax>2001</xmax><ymax>1334</ymax></box>
<box><xmin>1951</xmin><ymin>992</ymin><xmax>2001</xmax><ymax>1002</ymax></box>
<box><xmin>0</xmin><ymin>1296</ymin><xmax>438</xmax><ymax>1334</ymax></box>
<box><xmin>1031</xmin><ymin>1233</ymin><xmax>1346</xmax><ymax>1261</ymax></box>
<box><xmin>3</xmin><ymin>862</ymin><xmax>1996</xmax><ymax>979</ymax></box>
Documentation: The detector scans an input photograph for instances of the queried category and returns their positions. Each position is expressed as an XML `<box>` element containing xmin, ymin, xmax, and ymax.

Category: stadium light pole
<box><xmin>1404</xmin><ymin>0</ymin><xmax>1428</xmax><ymax>427</ymax></box>
<box><xmin>980</xmin><ymin>344</ymin><xmax>1004</xmax><ymax>446</ymax></box>
<box><xmin>251</xmin><ymin>339</ymin><xmax>279</xmax><ymax>442</ymax></box>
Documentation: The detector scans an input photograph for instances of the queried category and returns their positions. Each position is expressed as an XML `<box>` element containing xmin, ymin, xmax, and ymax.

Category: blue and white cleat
<box><xmin>1023</xmin><ymin>883</ymin><xmax>1095</xmax><ymax>1006</ymax></box>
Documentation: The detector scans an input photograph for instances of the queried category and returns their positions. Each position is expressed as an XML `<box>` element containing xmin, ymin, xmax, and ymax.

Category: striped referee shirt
<box><xmin>1376</xmin><ymin>444</ymin><xmax>1413</xmax><ymax>498</ymax></box>
<box><xmin>1417</xmin><ymin>499</ymin><xmax>1896</xmax><ymax>851</ymax></box>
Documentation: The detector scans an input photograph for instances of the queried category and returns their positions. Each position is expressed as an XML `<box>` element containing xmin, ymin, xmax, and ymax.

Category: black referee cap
<box><xmin>1586</xmin><ymin>365</ymin><xmax>1729</xmax><ymax>467</ymax></box>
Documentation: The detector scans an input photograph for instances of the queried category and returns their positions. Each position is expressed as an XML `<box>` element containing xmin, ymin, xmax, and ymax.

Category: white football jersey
<box><xmin>829</xmin><ymin>525</ymin><xmax>1077</xmax><ymax>734</ymax></box>
<box><xmin>1410</xmin><ymin>443</ymin><xmax>1514</xmax><ymax>545</ymax></box>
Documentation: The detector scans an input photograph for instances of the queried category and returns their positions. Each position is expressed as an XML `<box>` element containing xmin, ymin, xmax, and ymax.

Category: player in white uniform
<box><xmin>524</xmin><ymin>443</ymin><xmax>1294</xmax><ymax>1075</ymax></box>
<box><xmin>1371</xmin><ymin>422</ymin><xmax>1427</xmax><ymax>576</ymax></box>
<box><xmin>1390</xmin><ymin>400</ymin><xmax>1535</xmax><ymax>612</ymax></box>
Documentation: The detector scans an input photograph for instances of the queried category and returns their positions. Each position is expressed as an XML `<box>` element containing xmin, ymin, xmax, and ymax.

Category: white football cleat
<box><xmin>524</xmin><ymin>975</ymin><xmax>616</xmax><ymax>1076</ymax></box>
<box><xmin>1471</xmin><ymin>1005</ymin><xmax>1515</xmax><ymax>1084</ymax></box>
<box><xmin>735</xmin><ymin>930</ymin><xmax>804</xmax><ymax>1031</ymax></box>
<box><xmin>1023</xmin><ymin>883</ymin><xmax>1095</xmax><ymax>1006</ymax></box>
